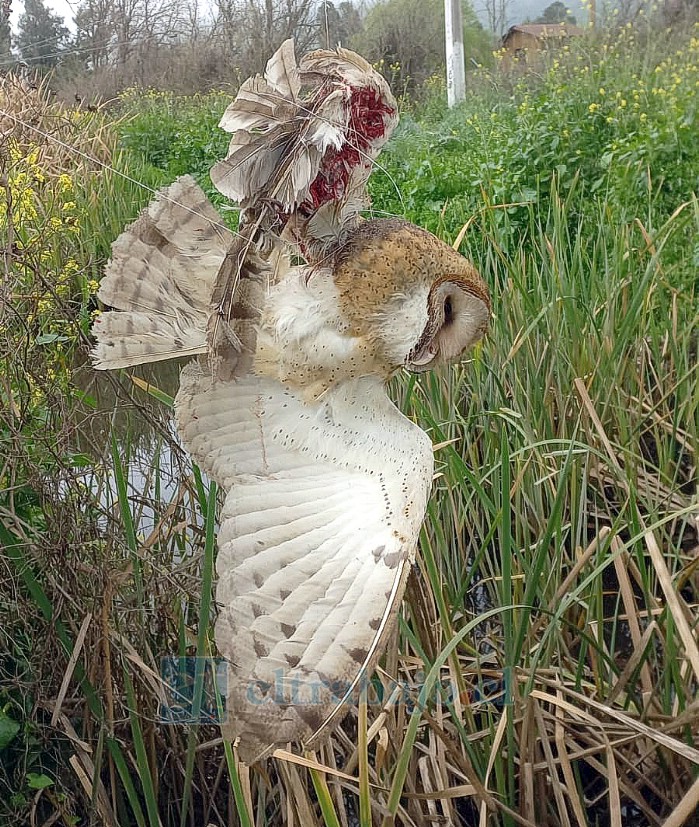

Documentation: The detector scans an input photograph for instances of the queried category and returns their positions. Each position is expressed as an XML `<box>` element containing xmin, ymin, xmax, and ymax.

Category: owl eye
<box><xmin>444</xmin><ymin>296</ymin><xmax>453</xmax><ymax>324</ymax></box>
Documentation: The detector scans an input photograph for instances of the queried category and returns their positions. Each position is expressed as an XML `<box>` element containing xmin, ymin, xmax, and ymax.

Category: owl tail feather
<box><xmin>92</xmin><ymin>175</ymin><xmax>235</xmax><ymax>370</ymax></box>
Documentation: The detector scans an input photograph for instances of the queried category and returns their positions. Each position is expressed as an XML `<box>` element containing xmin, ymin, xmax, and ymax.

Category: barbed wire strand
<box><xmin>0</xmin><ymin>35</ymin><xmax>189</xmax><ymax>69</ymax></box>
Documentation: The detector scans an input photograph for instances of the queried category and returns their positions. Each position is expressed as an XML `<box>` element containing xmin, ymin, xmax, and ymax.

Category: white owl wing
<box><xmin>176</xmin><ymin>362</ymin><xmax>433</xmax><ymax>762</ymax></box>
<box><xmin>210</xmin><ymin>39</ymin><xmax>399</xmax><ymax>264</ymax></box>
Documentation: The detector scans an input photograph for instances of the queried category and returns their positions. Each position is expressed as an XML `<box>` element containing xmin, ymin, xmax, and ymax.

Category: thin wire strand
<box><xmin>0</xmin><ymin>33</ymin><xmax>198</xmax><ymax>70</ymax></box>
<box><xmin>0</xmin><ymin>107</ymin><xmax>242</xmax><ymax>244</ymax></box>
<box><xmin>6</xmin><ymin>30</ymin><xmax>82</xmax><ymax>55</ymax></box>
<box><xmin>0</xmin><ymin>60</ymin><xmax>407</xmax><ymax>242</ymax></box>
<box><xmin>1</xmin><ymin>42</ymin><xmax>112</xmax><ymax>69</ymax></box>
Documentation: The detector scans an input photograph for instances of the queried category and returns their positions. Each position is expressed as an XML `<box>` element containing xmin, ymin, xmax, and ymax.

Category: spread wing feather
<box><xmin>92</xmin><ymin>176</ymin><xmax>233</xmax><ymax>369</ymax></box>
<box><xmin>176</xmin><ymin>362</ymin><xmax>433</xmax><ymax>762</ymax></box>
<box><xmin>92</xmin><ymin>176</ymin><xmax>280</xmax><ymax>379</ymax></box>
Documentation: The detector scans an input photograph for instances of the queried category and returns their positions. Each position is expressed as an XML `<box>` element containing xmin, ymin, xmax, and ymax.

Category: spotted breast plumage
<box><xmin>92</xmin><ymin>40</ymin><xmax>491</xmax><ymax>762</ymax></box>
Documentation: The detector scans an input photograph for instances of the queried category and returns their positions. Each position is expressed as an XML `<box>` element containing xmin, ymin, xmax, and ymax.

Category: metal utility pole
<box><xmin>445</xmin><ymin>0</ymin><xmax>466</xmax><ymax>107</ymax></box>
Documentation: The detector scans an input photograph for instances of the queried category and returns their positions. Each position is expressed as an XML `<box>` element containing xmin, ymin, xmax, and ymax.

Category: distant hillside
<box><xmin>471</xmin><ymin>0</ymin><xmax>588</xmax><ymax>37</ymax></box>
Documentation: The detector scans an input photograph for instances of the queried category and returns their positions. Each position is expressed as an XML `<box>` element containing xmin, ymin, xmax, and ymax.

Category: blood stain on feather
<box><xmin>308</xmin><ymin>87</ymin><xmax>396</xmax><ymax>209</ymax></box>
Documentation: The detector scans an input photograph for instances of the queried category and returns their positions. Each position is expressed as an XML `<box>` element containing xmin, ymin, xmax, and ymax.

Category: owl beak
<box><xmin>406</xmin><ymin>276</ymin><xmax>490</xmax><ymax>373</ymax></box>
<box><xmin>409</xmin><ymin>341</ymin><xmax>439</xmax><ymax>367</ymax></box>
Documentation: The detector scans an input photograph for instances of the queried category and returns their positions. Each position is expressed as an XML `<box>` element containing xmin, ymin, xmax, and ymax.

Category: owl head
<box><xmin>333</xmin><ymin>219</ymin><xmax>491</xmax><ymax>374</ymax></box>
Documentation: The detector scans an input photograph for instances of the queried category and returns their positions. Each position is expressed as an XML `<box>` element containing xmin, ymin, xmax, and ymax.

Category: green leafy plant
<box><xmin>1</xmin><ymin>26</ymin><xmax>698</xmax><ymax>826</ymax></box>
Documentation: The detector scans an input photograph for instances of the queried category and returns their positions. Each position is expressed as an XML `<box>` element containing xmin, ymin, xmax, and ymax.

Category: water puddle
<box><xmin>70</xmin><ymin>356</ymin><xmax>197</xmax><ymax>538</ymax></box>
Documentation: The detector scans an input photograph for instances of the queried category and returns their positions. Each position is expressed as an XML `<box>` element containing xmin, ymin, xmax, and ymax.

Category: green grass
<box><xmin>1</xmin><ymin>26</ymin><xmax>698</xmax><ymax>827</ymax></box>
<box><xmin>371</xmin><ymin>25</ymin><xmax>699</xmax><ymax>262</ymax></box>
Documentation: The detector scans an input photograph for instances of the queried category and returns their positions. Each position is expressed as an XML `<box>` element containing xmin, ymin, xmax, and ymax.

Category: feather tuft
<box><xmin>264</xmin><ymin>38</ymin><xmax>300</xmax><ymax>98</ymax></box>
<box><xmin>210</xmin><ymin>40</ymin><xmax>399</xmax><ymax>264</ymax></box>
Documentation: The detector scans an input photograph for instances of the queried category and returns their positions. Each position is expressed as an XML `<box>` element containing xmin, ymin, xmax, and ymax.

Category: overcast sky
<box><xmin>9</xmin><ymin>0</ymin><xmax>587</xmax><ymax>39</ymax></box>
<box><xmin>10</xmin><ymin>0</ymin><xmax>79</xmax><ymax>31</ymax></box>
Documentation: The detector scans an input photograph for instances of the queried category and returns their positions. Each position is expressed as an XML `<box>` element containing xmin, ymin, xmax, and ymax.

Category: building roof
<box><xmin>505</xmin><ymin>23</ymin><xmax>584</xmax><ymax>40</ymax></box>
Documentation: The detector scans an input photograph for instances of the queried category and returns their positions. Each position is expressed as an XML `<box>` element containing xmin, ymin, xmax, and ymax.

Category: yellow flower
<box><xmin>56</xmin><ymin>279</ymin><xmax>70</xmax><ymax>298</ymax></box>
<box><xmin>9</xmin><ymin>142</ymin><xmax>23</xmax><ymax>163</ymax></box>
<box><xmin>588</xmin><ymin>102</ymin><xmax>599</xmax><ymax>113</ymax></box>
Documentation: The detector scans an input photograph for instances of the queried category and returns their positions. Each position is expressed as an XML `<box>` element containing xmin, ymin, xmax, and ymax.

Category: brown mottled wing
<box><xmin>205</xmin><ymin>224</ymin><xmax>274</xmax><ymax>382</ymax></box>
<box><xmin>175</xmin><ymin>364</ymin><xmax>433</xmax><ymax>762</ymax></box>
<box><xmin>92</xmin><ymin>176</ymin><xmax>232</xmax><ymax>369</ymax></box>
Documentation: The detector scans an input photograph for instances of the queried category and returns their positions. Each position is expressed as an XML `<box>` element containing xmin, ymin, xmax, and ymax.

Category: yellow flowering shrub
<box><xmin>0</xmin><ymin>76</ymin><xmax>111</xmax><ymax>431</ymax></box>
<box><xmin>1</xmin><ymin>138</ymin><xmax>87</xmax><ymax>389</ymax></box>
<box><xmin>371</xmin><ymin>23</ymin><xmax>699</xmax><ymax>244</ymax></box>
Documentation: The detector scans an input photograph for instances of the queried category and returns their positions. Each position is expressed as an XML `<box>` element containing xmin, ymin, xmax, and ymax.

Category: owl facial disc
<box><xmin>406</xmin><ymin>277</ymin><xmax>490</xmax><ymax>372</ymax></box>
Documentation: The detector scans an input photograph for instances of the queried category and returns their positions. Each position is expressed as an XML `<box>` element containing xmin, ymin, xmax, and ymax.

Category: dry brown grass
<box><xmin>1</xmin><ymin>69</ymin><xmax>698</xmax><ymax>827</ymax></box>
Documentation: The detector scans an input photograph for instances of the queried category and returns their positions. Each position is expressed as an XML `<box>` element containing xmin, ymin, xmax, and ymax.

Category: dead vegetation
<box><xmin>1</xmin><ymin>61</ymin><xmax>698</xmax><ymax>827</ymax></box>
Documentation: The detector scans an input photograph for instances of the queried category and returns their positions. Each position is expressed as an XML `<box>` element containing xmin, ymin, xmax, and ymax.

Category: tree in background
<box><xmin>63</xmin><ymin>0</ymin><xmax>333</xmax><ymax>98</ymax></box>
<box><xmin>478</xmin><ymin>0</ymin><xmax>511</xmax><ymax>38</ymax></box>
<box><xmin>535</xmin><ymin>1</ymin><xmax>577</xmax><ymax>24</ymax></box>
<box><xmin>1</xmin><ymin>0</ymin><xmax>12</xmax><ymax>64</ymax></box>
<box><xmin>214</xmin><ymin>0</ymin><xmax>316</xmax><ymax>77</ymax></box>
<box><xmin>352</xmin><ymin>0</ymin><xmax>488</xmax><ymax>93</ymax></box>
<box><xmin>38</xmin><ymin>0</ymin><xmax>497</xmax><ymax>101</ymax></box>
<box><xmin>72</xmin><ymin>0</ymin><xmax>214</xmax><ymax>90</ymax></box>
<box><xmin>73</xmin><ymin>0</ymin><xmax>117</xmax><ymax>70</ymax></box>
<box><xmin>17</xmin><ymin>0</ymin><xmax>69</xmax><ymax>68</ymax></box>
<box><xmin>316</xmin><ymin>0</ymin><xmax>363</xmax><ymax>48</ymax></box>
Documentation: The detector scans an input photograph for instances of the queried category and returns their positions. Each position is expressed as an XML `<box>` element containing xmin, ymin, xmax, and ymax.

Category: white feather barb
<box><xmin>264</xmin><ymin>38</ymin><xmax>300</xmax><ymax>98</ymax></box>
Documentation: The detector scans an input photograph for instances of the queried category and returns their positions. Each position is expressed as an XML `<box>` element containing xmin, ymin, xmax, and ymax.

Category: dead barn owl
<box><xmin>92</xmin><ymin>40</ymin><xmax>490</xmax><ymax>762</ymax></box>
